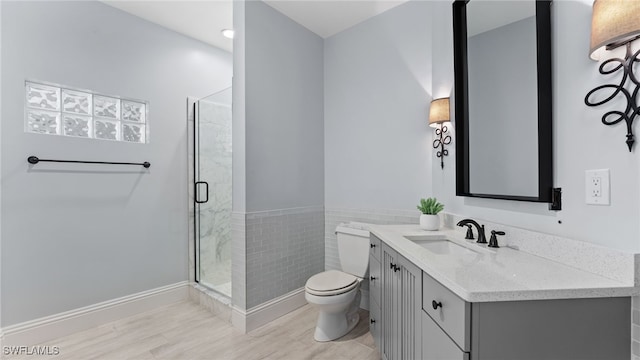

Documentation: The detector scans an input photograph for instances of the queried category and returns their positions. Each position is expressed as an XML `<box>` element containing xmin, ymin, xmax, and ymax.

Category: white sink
<box><xmin>403</xmin><ymin>234</ymin><xmax>494</xmax><ymax>255</ymax></box>
<box><xmin>416</xmin><ymin>240</ymin><xmax>479</xmax><ymax>256</ymax></box>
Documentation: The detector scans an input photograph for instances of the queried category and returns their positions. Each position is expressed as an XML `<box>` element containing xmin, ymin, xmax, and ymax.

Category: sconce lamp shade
<box><xmin>429</xmin><ymin>98</ymin><xmax>450</xmax><ymax>128</ymax></box>
<box><xmin>589</xmin><ymin>0</ymin><xmax>640</xmax><ymax>60</ymax></box>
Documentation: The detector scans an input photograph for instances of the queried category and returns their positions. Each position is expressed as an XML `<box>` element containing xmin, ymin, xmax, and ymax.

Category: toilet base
<box><xmin>313</xmin><ymin>290</ymin><xmax>361</xmax><ymax>342</ymax></box>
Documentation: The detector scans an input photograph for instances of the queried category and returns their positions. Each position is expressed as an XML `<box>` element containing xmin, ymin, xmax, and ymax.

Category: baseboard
<box><xmin>232</xmin><ymin>287</ymin><xmax>306</xmax><ymax>334</ymax></box>
<box><xmin>1</xmin><ymin>281</ymin><xmax>189</xmax><ymax>347</ymax></box>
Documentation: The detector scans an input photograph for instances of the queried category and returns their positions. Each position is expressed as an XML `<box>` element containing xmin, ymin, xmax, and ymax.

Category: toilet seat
<box><xmin>305</xmin><ymin>270</ymin><xmax>359</xmax><ymax>296</ymax></box>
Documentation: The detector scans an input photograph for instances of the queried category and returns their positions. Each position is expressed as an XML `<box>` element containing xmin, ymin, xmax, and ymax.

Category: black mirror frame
<box><xmin>453</xmin><ymin>0</ymin><xmax>553</xmax><ymax>203</ymax></box>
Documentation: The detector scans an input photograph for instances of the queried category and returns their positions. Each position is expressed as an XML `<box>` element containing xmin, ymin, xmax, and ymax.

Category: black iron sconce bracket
<box><xmin>433</xmin><ymin>123</ymin><xmax>451</xmax><ymax>169</ymax></box>
<box><xmin>585</xmin><ymin>41</ymin><xmax>640</xmax><ymax>152</ymax></box>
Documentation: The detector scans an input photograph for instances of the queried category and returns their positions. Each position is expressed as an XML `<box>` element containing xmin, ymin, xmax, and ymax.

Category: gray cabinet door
<box><xmin>382</xmin><ymin>243</ymin><xmax>400</xmax><ymax>360</ymax></box>
<box><xmin>370</xmin><ymin>255</ymin><xmax>382</xmax><ymax>307</ymax></box>
<box><xmin>422</xmin><ymin>311</ymin><xmax>469</xmax><ymax>360</ymax></box>
<box><xmin>471</xmin><ymin>298</ymin><xmax>631</xmax><ymax>360</ymax></box>
<box><xmin>369</xmin><ymin>297</ymin><xmax>382</xmax><ymax>353</ymax></box>
<box><xmin>398</xmin><ymin>254</ymin><xmax>422</xmax><ymax>360</ymax></box>
<box><xmin>380</xmin><ymin>242</ymin><xmax>423</xmax><ymax>360</ymax></box>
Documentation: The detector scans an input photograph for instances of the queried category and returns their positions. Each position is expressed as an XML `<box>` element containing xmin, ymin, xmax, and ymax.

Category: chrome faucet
<box><xmin>456</xmin><ymin>219</ymin><xmax>487</xmax><ymax>244</ymax></box>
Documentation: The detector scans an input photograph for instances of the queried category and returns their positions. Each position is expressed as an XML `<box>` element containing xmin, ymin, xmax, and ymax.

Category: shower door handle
<box><xmin>195</xmin><ymin>181</ymin><xmax>209</xmax><ymax>203</ymax></box>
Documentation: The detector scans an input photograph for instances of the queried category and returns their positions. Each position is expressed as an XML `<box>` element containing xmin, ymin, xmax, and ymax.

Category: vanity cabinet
<box><xmin>369</xmin><ymin>234</ymin><xmax>422</xmax><ymax>360</ymax></box>
<box><xmin>371</xmin><ymin>234</ymin><xmax>631</xmax><ymax>360</ymax></box>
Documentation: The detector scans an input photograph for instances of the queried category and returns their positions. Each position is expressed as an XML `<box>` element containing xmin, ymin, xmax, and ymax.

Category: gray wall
<box><xmin>1</xmin><ymin>1</ymin><xmax>232</xmax><ymax>326</ymax></box>
<box><xmin>322</xmin><ymin>0</ymin><xmax>639</xmax><ymax>251</ymax></box>
<box><xmin>324</xmin><ymin>0</ymin><xmax>433</xmax><ymax>211</ymax></box>
<box><xmin>244</xmin><ymin>1</ymin><xmax>324</xmax><ymax>212</ymax></box>
<box><xmin>232</xmin><ymin>0</ymin><xmax>247</xmax><ymax>214</ymax></box>
<box><xmin>233</xmin><ymin>1</ymin><xmax>325</xmax><ymax>310</ymax></box>
<box><xmin>468</xmin><ymin>16</ymin><xmax>538</xmax><ymax>197</ymax></box>
<box><xmin>431</xmin><ymin>0</ymin><xmax>639</xmax><ymax>252</ymax></box>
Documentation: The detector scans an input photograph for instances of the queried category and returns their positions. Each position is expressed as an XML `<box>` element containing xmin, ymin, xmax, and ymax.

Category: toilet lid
<box><xmin>305</xmin><ymin>270</ymin><xmax>359</xmax><ymax>296</ymax></box>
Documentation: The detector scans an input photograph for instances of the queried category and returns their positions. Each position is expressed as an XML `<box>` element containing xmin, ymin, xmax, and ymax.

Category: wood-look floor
<box><xmin>8</xmin><ymin>301</ymin><xmax>379</xmax><ymax>360</ymax></box>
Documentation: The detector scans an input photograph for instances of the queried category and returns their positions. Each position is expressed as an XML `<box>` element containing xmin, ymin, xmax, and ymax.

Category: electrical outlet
<box><xmin>586</xmin><ymin>169</ymin><xmax>610</xmax><ymax>205</ymax></box>
<box><xmin>591</xmin><ymin>177</ymin><xmax>601</xmax><ymax>197</ymax></box>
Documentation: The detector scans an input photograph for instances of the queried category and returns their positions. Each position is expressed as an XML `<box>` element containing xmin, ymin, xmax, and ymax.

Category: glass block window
<box><xmin>25</xmin><ymin>81</ymin><xmax>148</xmax><ymax>143</ymax></box>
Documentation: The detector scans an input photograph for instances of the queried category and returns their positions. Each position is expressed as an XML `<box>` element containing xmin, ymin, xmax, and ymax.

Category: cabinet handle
<box><xmin>370</xmin><ymin>244</ymin><xmax>376</xmax><ymax>248</ymax></box>
<box><xmin>370</xmin><ymin>318</ymin><xmax>376</xmax><ymax>324</ymax></box>
<box><xmin>432</xmin><ymin>300</ymin><xmax>442</xmax><ymax>310</ymax></box>
<box><xmin>370</xmin><ymin>276</ymin><xmax>377</xmax><ymax>281</ymax></box>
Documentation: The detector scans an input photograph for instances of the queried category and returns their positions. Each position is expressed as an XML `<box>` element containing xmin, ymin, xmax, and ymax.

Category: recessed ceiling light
<box><xmin>221</xmin><ymin>29</ymin><xmax>234</xmax><ymax>39</ymax></box>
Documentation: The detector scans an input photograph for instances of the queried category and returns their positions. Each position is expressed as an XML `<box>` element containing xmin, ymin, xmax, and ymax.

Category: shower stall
<box><xmin>193</xmin><ymin>87</ymin><xmax>232</xmax><ymax>297</ymax></box>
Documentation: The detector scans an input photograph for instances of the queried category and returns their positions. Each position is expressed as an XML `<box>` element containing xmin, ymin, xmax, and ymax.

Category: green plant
<box><xmin>417</xmin><ymin>197</ymin><xmax>444</xmax><ymax>215</ymax></box>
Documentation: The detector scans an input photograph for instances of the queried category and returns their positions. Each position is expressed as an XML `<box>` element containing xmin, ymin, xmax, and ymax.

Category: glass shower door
<box><xmin>194</xmin><ymin>87</ymin><xmax>232</xmax><ymax>297</ymax></box>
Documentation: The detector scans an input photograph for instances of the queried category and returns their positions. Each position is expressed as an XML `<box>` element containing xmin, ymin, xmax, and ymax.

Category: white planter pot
<box><xmin>420</xmin><ymin>214</ymin><xmax>440</xmax><ymax>231</ymax></box>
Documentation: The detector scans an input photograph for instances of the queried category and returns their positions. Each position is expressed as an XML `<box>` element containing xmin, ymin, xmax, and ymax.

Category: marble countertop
<box><xmin>369</xmin><ymin>224</ymin><xmax>638</xmax><ymax>302</ymax></box>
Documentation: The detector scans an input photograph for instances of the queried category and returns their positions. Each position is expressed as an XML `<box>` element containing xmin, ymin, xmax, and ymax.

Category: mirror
<box><xmin>453</xmin><ymin>0</ymin><xmax>553</xmax><ymax>203</ymax></box>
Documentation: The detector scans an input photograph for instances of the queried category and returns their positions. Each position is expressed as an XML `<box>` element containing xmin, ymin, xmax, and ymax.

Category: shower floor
<box><xmin>201</xmin><ymin>281</ymin><xmax>231</xmax><ymax>297</ymax></box>
<box><xmin>200</xmin><ymin>258</ymin><xmax>231</xmax><ymax>297</ymax></box>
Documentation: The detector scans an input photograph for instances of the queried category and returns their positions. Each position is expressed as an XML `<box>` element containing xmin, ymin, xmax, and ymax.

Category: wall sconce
<box><xmin>429</xmin><ymin>97</ymin><xmax>451</xmax><ymax>169</ymax></box>
<box><xmin>585</xmin><ymin>0</ymin><xmax>640</xmax><ymax>152</ymax></box>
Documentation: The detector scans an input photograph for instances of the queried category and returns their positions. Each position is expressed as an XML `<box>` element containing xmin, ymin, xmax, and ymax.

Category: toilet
<box><xmin>305</xmin><ymin>222</ymin><xmax>370</xmax><ymax>342</ymax></box>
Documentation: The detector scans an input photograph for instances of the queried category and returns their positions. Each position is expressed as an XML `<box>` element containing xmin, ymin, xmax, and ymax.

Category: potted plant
<box><xmin>417</xmin><ymin>197</ymin><xmax>444</xmax><ymax>231</ymax></box>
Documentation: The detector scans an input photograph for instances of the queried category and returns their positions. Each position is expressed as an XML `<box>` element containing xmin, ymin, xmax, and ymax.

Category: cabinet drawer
<box><xmin>369</xmin><ymin>257</ymin><xmax>381</xmax><ymax>306</ymax></box>
<box><xmin>422</xmin><ymin>311</ymin><xmax>469</xmax><ymax>360</ymax></box>
<box><xmin>369</xmin><ymin>298</ymin><xmax>382</xmax><ymax>353</ymax></box>
<box><xmin>370</xmin><ymin>234</ymin><xmax>381</xmax><ymax>261</ymax></box>
<box><xmin>423</xmin><ymin>272</ymin><xmax>471</xmax><ymax>351</ymax></box>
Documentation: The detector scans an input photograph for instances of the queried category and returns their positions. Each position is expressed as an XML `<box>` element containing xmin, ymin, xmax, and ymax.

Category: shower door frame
<box><xmin>191</xmin><ymin>88</ymin><xmax>232</xmax><ymax>295</ymax></box>
<box><xmin>193</xmin><ymin>100</ymin><xmax>204</xmax><ymax>285</ymax></box>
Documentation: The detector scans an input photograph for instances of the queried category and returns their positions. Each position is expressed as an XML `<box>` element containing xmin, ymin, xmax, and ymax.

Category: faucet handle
<box><xmin>488</xmin><ymin>230</ymin><xmax>505</xmax><ymax>248</ymax></box>
<box><xmin>464</xmin><ymin>224</ymin><xmax>474</xmax><ymax>240</ymax></box>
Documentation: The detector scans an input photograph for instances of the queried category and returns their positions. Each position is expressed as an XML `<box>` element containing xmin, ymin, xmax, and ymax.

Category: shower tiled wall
<box><xmin>196</xmin><ymin>100</ymin><xmax>232</xmax><ymax>291</ymax></box>
<box><xmin>238</xmin><ymin>206</ymin><xmax>324</xmax><ymax>310</ymax></box>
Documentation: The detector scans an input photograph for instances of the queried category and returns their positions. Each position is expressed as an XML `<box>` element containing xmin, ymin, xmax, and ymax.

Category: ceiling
<box><xmin>264</xmin><ymin>1</ymin><xmax>408</xmax><ymax>38</ymax></box>
<box><xmin>102</xmin><ymin>1</ymin><xmax>234</xmax><ymax>52</ymax></box>
<box><xmin>102</xmin><ymin>0</ymin><xmax>409</xmax><ymax>52</ymax></box>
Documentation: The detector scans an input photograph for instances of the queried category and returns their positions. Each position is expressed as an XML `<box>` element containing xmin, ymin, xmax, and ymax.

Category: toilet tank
<box><xmin>336</xmin><ymin>222</ymin><xmax>371</xmax><ymax>278</ymax></box>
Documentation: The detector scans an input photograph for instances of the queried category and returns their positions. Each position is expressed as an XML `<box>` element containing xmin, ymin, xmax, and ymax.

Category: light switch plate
<box><xmin>585</xmin><ymin>169</ymin><xmax>610</xmax><ymax>205</ymax></box>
